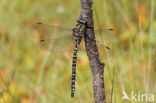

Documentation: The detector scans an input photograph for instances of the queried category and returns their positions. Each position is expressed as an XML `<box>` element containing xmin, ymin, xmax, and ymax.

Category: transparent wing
<box><xmin>35</xmin><ymin>22</ymin><xmax>73</xmax><ymax>38</ymax></box>
<box><xmin>95</xmin><ymin>27</ymin><xmax>114</xmax><ymax>50</ymax></box>
<box><xmin>34</xmin><ymin>22</ymin><xmax>74</xmax><ymax>52</ymax></box>
<box><xmin>37</xmin><ymin>22</ymin><xmax>73</xmax><ymax>31</ymax></box>
<box><xmin>36</xmin><ymin>22</ymin><xmax>113</xmax><ymax>33</ymax></box>
<box><xmin>35</xmin><ymin>22</ymin><xmax>114</xmax><ymax>52</ymax></box>
<box><xmin>39</xmin><ymin>35</ymin><xmax>74</xmax><ymax>52</ymax></box>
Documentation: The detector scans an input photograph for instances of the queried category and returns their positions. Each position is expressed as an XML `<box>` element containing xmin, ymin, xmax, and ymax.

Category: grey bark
<box><xmin>80</xmin><ymin>0</ymin><xmax>106</xmax><ymax>103</ymax></box>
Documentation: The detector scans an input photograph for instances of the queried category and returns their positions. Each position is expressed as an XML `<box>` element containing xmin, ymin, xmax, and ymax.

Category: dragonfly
<box><xmin>36</xmin><ymin>17</ymin><xmax>113</xmax><ymax>98</ymax></box>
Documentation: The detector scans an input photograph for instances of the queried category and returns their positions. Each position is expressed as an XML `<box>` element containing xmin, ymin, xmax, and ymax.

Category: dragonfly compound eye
<box><xmin>76</xmin><ymin>18</ymin><xmax>87</xmax><ymax>25</ymax></box>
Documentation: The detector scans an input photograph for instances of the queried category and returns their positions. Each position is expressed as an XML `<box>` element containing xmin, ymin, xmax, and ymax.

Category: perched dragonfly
<box><xmin>36</xmin><ymin>17</ymin><xmax>113</xmax><ymax>97</ymax></box>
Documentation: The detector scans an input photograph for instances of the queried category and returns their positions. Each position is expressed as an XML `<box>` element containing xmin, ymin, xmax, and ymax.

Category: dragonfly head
<box><xmin>77</xmin><ymin>18</ymin><xmax>87</xmax><ymax>26</ymax></box>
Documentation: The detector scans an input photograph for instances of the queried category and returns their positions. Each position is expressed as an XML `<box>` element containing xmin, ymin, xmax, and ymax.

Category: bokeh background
<box><xmin>0</xmin><ymin>0</ymin><xmax>156</xmax><ymax>103</ymax></box>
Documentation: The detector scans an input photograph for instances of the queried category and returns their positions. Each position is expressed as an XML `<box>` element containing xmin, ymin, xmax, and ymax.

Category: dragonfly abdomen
<box><xmin>71</xmin><ymin>44</ymin><xmax>79</xmax><ymax>97</ymax></box>
<box><xmin>71</xmin><ymin>18</ymin><xmax>86</xmax><ymax>98</ymax></box>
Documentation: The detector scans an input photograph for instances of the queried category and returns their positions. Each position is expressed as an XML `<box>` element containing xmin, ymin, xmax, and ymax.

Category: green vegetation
<box><xmin>0</xmin><ymin>0</ymin><xmax>155</xmax><ymax>103</ymax></box>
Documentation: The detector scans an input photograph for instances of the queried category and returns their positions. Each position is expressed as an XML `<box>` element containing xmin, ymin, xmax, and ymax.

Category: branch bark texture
<box><xmin>80</xmin><ymin>0</ymin><xmax>106</xmax><ymax>103</ymax></box>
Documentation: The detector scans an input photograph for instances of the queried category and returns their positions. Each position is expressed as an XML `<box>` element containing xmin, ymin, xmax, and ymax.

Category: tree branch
<box><xmin>80</xmin><ymin>0</ymin><xmax>106</xmax><ymax>103</ymax></box>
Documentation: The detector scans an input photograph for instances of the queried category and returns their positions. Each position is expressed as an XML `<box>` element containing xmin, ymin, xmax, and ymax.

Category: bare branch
<box><xmin>80</xmin><ymin>0</ymin><xmax>106</xmax><ymax>103</ymax></box>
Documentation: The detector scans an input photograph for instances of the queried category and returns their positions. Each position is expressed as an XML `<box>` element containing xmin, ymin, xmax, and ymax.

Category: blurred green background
<box><xmin>0</xmin><ymin>0</ymin><xmax>156</xmax><ymax>103</ymax></box>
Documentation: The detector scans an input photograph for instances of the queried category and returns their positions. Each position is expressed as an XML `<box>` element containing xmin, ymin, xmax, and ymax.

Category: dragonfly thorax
<box><xmin>72</xmin><ymin>22</ymin><xmax>86</xmax><ymax>45</ymax></box>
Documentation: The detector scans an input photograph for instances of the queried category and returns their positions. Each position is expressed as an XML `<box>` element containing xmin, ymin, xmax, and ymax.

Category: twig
<box><xmin>80</xmin><ymin>0</ymin><xmax>106</xmax><ymax>103</ymax></box>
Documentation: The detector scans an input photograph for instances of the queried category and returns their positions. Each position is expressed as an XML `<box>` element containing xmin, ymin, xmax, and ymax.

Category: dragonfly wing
<box><xmin>94</xmin><ymin>28</ymin><xmax>114</xmax><ymax>34</ymax></box>
<box><xmin>39</xmin><ymin>35</ymin><xmax>74</xmax><ymax>52</ymax></box>
<box><xmin>36</xmin><ymin>22</ymin><xmax>72</xmax><ymax>31</ymax></box>
<box><xmin>35</xmin><ymin>22</ymin><xmax>73</xmax><ymax>39</ymax></box>
<box><xmin>83</xmin><ymin>29</ymin><xmax>113</xmax><ymax>50</ymax></box>
<box><xmin>34</xmin><ymin>22</ymin><xmax>75</xmax><ymax>52</ymax></box>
